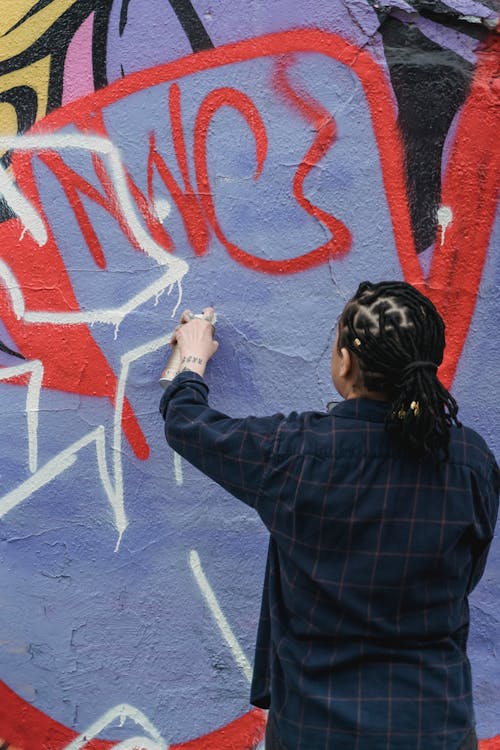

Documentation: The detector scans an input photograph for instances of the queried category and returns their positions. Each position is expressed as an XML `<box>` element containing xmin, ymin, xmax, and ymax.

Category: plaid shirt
<box><xmin>160</xmin><ymin>372</ymin><xmax>499</xmax><ymax>750</ymax></box>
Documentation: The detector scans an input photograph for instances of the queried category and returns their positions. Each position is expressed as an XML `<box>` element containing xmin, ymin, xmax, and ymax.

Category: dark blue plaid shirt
<box><xmin>160</xmin><ymin>372</ymin><xmax>499</xmax><ymax>750</ymax></box>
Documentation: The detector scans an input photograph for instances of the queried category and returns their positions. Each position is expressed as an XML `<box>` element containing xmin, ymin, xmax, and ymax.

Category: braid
<box><xmin>338</xmin><ymin>281</ymin><xmax>461</xmax><ymax>457</ymax></box>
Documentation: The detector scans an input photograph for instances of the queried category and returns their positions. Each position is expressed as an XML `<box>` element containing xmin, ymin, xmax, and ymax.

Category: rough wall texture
<box><xmin>0</xmin><ymin>1</ymin><xmax>498</xmax><ymax>748</ymax></box>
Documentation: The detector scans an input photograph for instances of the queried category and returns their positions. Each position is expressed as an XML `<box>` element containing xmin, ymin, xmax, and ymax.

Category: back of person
<box><xmin>160</xmin><ymin>281</ymin><xmax>499</xmax><ymax>750</ymax></box>
<box><xmin>258</xmin><ymin>404</ymin><xmax>497</xmax><ymax>749</ymax></box>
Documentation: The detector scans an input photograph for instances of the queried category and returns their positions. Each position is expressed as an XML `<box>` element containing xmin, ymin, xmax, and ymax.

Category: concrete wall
<box><xmin>0</xmin><ymin>1</ymin><xmax>498</xmax><ymax>748</ymax></box>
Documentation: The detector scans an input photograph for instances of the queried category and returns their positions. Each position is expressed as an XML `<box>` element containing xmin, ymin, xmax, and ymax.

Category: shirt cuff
<box><xmin>159</xmin><ymin>370</ymin><xmax>209</xmax><ymax>418</ymax></box>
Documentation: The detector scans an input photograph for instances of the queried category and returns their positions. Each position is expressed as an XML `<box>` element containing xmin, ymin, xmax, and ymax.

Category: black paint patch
<box><xmin>0</xmin><ymin>86</ymin><xmax>38</xmax><ymax>135</ymax></box>
<box><xmin>119</xmin><ymin>0</ymin><xmax>133</xmax><ymax>36</ymax></box>
<box><xmin>167</xmin><ymin>0</ymin><xmax>214</xmax><ymax>52</ymax></box>
<box><xmin>0</xmin><ymin>86</ymin><xmax>39</xmax><ymax>222</ymax></box>
<box><xmin>379</xmin><ymin>16</ymin><xmax>473</xmax><ymax>253</ymax></box>
<box><xmin>92</xmin><ymin>0</ymin><xmax>113</xmax><ymax>91</ymax></box>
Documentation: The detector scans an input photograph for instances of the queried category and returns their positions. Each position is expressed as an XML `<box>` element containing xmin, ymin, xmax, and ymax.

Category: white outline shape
<box><xmin>63</xmin><ymin>703</ymin><xmax>167</xmax><ymax>750</ymax></box>
<box><xmin>0</xmin><ymin>131</ymin><xmax>190</xmax><ymax>548</ymax></box>
<box><xmin>189</xmin><ymin>549</ymin><xmax>253</xmax><ymax>683</ymax></box>
<box><xmin>0</xmin><ymin>331</ymin><xmax>181</xmax><ymax>551</ymax></box>
<box><xmin>0</xmin><ymin>133</ymin><xmax>188</xmax><ymax>327</ymax></box>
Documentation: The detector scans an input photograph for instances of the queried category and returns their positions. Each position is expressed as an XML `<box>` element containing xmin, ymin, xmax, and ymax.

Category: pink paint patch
<box><xmin>62</xmin><ymin>12</ymin><xmax>95</xmax><ymax>104</ymax></box>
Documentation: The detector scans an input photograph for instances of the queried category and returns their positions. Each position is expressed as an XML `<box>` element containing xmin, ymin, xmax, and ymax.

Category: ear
<box><xmin>339</xmin><ymin>347</ymin><xmax>353</xmax><ymax>378</ymax></box>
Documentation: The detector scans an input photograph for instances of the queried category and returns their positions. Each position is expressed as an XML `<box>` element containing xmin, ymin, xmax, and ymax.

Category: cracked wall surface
<box><xmin>0</xmin><ymin>1</ymin><xmax>498</xmax><ymax>748</ymax></box>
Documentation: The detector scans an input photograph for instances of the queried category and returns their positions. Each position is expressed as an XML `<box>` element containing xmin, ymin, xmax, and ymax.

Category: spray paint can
<box><xmin>159</xmin><ymin>311</ymin><xmax>216</xmax><ymax>388</ymax></box>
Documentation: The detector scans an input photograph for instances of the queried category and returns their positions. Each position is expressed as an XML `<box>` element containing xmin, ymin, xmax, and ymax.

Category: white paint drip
<box><xmin>2</xmin><ymin>270</ymin><xmax>185</xmax><ymax>329</ymax></box>
<box><xmin>437</xmin><ymin>205</ymin><xmax>453</xmax><ymax>246</ymax></box>
<box><xmin>173</xmin><ymin>452</ymin><xmax>183</xmax><ymax>485</ymax></box>
<box><xmin>0</xmin><ymin>221</ymin><xmax>186</xmax><ymax>330</ymax></box>
<box><xmin>63</xmin><ymin>703</ymin><xmax>167</xmax><ymax>750</ymax></box>
<box><xmin>189</xmin><ymin>549</ymin><xmax>253</xmax><ymax>684</ymax></box>
<box><xmin>171</xmin><ymin>279</ymin><xmax>183</xmax><ymax>319</ymax></box>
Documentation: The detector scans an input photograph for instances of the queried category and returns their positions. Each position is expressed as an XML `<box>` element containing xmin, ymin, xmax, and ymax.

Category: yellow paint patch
<box><xmin>0</xmin><ymin>0</ymin><xmax>79</xmax><ymax>61</ymax></box>
<box><xmin>0</xmin><ymin>57</ymin><xmax>51</xmax><ymax>158</ymax></box>
<box><xmin>0</xmin><ymin>1</ymin><xmax>39</xmax><ymax>37</ymax></box>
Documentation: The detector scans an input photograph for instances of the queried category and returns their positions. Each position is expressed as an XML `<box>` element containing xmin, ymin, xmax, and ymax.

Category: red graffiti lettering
<box><xmin>0</xmin><ymin>28</ymin><xmax>498</xmax><ymax>461</ymax></box>
<box><xmin>148</xmin><ymin>83</ymin><xmax>210</xmax><ymax>257</ymax></box>
<box><xmin>0</xmin><ymin>150</ymin><xmax>150</xmax><ymax>460</ymax></box>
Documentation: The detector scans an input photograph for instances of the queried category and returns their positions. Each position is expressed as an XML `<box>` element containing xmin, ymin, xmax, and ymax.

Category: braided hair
<box><xmin>337</xmin><ymin>281</ymin><xmax>461</xmax><ymax>457</ymax></box>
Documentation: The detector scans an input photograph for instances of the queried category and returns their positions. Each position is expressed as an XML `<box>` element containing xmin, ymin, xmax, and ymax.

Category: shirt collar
<box><xmin>327</xmin><ymin>397</ymin><xmax>391</xmax><ymax>423</ymax></box>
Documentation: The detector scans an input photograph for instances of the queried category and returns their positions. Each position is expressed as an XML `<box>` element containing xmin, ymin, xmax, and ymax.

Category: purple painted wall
<box><xmin>0</xmin><ymin>1</ymin><xmax>498</xmax><ymax>747</ymax></box>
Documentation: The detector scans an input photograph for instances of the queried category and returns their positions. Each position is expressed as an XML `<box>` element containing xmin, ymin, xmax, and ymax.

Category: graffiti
<box><xmin>0</xmin><ymin>1</ymin><xmax>112</xmax><ymax>175</ymax></box>
<box><xmin>1</xmin><ymin>31</ymin><xmax>498</xmax><ymax>388</ymax></box>
<box><xmin>0</xmin><ymin>2</ymin><xmax>498</xmax><ymax>749</ymax></box>
<box><xmin>373</xmin><ymin>1</ymin><xmax>495</xmax><ymax>253</ymax></box>
<box><xmin>0</xmin><ymin>130</ymin><xmax>185</xmax><ymax>454</ymax></box>
<box><xmin>0</xmin><ymin>0</ymin><xmax>115</xmax><ymax>358</ymax></box>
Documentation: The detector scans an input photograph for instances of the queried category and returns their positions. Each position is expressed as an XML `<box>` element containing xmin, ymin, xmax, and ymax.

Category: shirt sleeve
<box><xmin>159</xmin><ymin>371</ymin><xmax>284</xmax><ymax>508</ymax></box>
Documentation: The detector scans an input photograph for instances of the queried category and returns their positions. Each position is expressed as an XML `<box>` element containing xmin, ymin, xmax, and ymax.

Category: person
<box><xmin>159</xmin><ymin>281</ymin><xmax>499</xmax><ymax>750</ymax></box>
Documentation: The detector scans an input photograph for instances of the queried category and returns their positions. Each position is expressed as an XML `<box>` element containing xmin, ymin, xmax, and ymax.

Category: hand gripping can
<box><xmin>159</xmin><ymin>310</ymin><xmax>216</xmax><ymax>388</ymax></box>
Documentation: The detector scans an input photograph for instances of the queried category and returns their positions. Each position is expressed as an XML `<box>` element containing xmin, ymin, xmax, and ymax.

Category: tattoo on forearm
<box><xmin>181</xmin><ymin>356</ymin><xmax>204</xmax><ymax>366</ymax></box>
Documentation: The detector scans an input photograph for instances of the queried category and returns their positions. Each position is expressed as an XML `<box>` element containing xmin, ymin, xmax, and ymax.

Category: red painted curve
<box><xmin>0</xmin><ymin>681</ymin><xmax>266</xmax><ymax>750</ymax></box>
